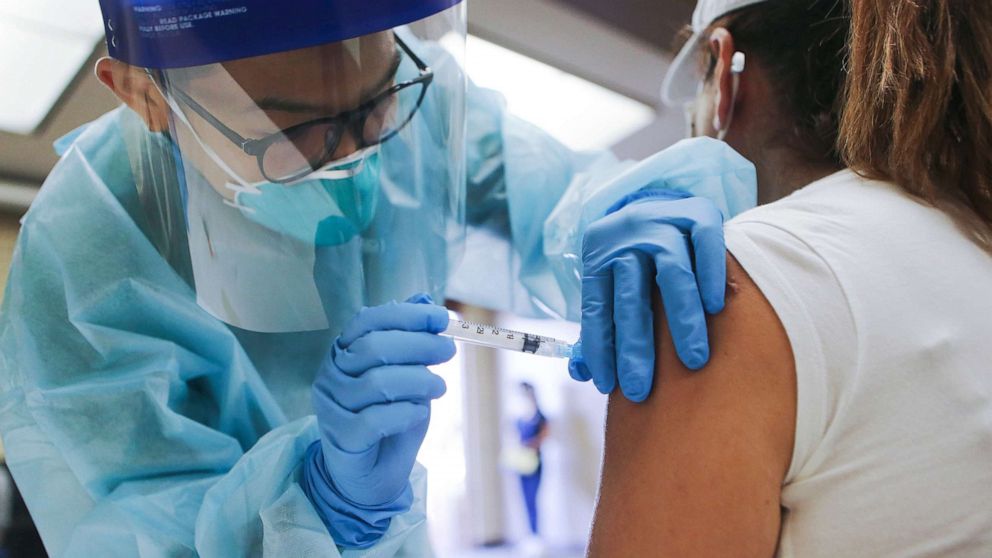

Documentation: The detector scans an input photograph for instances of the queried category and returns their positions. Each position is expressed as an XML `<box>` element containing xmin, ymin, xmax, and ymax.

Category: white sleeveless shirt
<box><xmin>725</xmin><ymin>169</ymin><xmax>992</xmax><ymax>557</ymax></box>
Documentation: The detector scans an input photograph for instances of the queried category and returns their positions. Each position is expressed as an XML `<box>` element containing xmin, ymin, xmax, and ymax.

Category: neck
<box><xmin>749</xmin><ymin>145</ymin><xmax>842</xmax><ymax>205</ymax></box>
<box><xmin>721</xmin><ymin>71</ymin><xmax>844</xmax><ymax>204</ymax></box>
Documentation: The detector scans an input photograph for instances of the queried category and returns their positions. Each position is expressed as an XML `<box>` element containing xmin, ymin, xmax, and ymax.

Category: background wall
<box><xmin>0</xmin><ymin>216</ymin><xmax>16</xmax><ymax>298</ymax></box>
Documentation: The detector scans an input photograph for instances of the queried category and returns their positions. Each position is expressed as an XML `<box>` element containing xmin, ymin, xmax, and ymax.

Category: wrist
<box><xmin>301</xmin><ymin>441</ymin><xmax>414</xmax><ymax>549</ymax></box>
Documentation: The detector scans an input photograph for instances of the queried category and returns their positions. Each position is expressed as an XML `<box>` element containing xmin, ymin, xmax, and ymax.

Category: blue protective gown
<box><xmin>0</xmin><ymin>81</ymin><xmax>630</xmax><ymax>556</ymax></box>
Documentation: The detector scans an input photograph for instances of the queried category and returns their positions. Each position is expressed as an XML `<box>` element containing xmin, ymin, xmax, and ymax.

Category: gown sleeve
<box><xmin>447</xmin><ymin>79</ymin><xmax>633</xmax><ymax>320</ymax></box>
<box><xmin>451</xmin><ymin>80</ymin><xmax>756</xmax><ymax>321</ymax></box>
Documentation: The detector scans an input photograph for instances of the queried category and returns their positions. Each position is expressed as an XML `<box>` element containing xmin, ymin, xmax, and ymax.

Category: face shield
<box><xmin>669</xmin><ymin>47</ymin><xmax>745</xmax><ymax>140</ymax></box>
<box><xmin>661</xmin><ymin>0</ymin><xmax>757</xmax><ymax>137</ymax></box>
<box><xmin>100</xmin><ymin>1</ymin><xmax>467</xmax><ymax>334</ymax></box>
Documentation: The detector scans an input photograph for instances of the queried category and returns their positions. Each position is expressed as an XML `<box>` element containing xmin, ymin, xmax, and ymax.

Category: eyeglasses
<box><xmin>161</xmin><ymin>34</ymin><xmax>433</xmax><ymax>184</ymax></box>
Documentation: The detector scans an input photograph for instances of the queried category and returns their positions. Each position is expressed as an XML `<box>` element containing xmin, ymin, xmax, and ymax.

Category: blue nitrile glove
<box><xmin>568</xmin><ymin>189</ymin><xmax>726</xmax><ymax>402</ymax></box>
<box><xmin>302</xmin><ymin>293</ymin><xmax>453</xmax><ymax>549</ymax></box>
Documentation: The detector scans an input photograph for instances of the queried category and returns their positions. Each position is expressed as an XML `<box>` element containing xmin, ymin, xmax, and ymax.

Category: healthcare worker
<box><xmin>0</xmin><ymin>0</ymin><xmax>756</xmax><ymax>556</ymax></box>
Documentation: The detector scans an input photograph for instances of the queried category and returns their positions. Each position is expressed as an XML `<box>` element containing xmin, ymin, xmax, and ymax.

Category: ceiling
<box><xmin>555</xmin><ymin>0</ymin><xmax>695</xmax><ymax>52</ymax></box>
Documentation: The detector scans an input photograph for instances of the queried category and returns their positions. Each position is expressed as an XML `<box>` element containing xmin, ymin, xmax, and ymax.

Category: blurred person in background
<box><xmin>512</xmin><ymin>382</ymin><xmax>549</xmax><ymax>557</ymax></box>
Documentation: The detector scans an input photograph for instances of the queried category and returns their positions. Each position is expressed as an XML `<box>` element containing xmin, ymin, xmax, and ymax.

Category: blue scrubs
<box><xmin>516</xmin><ymin>411</ymin><xmax>547</xmax><ymax>535</ymax></box>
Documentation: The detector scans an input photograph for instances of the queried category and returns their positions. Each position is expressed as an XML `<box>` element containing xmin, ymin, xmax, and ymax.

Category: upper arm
<box><xmin>588</xmin><ymin>255</ymin><xmax>797</xmax><ymax>558</ymax></box>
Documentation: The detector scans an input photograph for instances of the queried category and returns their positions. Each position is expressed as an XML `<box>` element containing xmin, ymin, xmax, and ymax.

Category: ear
<box><xmin>95</xmin><ymin>57</ymin><xmax>172</xmax><ymax>132</ymax></box>
<box><xmin>706</xmin><ymin>28</ymin><xmax>737</xmax><ymax>134</ymax></box>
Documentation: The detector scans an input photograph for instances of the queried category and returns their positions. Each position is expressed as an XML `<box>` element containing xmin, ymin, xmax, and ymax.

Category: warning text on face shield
<box><xmin>136</xmin><ymin>6</ymin><xmax>249</xmax><ymax>35</ymax></box>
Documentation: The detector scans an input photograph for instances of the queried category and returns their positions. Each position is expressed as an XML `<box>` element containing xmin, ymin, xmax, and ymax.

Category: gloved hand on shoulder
<box><xmin>569</xmin><ymin>189</ymin><xmax>726</xmax><ymax>403</ymax></box>
<box><xmin>568</xmin><ymin>137</ymin><xmax>756</xmax><ymax>403</ymax></box>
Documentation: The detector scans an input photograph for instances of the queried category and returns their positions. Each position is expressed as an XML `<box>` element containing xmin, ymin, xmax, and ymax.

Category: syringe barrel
<box><xmin>442</xmin><ymin>319</ymin><xmax>527</xmax><ymax>352</ymax></box>
<box><xmin>442</xmin><ymin>319</ymin><xmax>575</xmax><ymax>359</ymax></box>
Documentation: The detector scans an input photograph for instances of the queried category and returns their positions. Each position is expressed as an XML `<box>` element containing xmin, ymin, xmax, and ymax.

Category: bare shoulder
<box><xmin>588</xmin><ymin>256</ymin><xmax>796</xmax><ymax>558</ymax></box>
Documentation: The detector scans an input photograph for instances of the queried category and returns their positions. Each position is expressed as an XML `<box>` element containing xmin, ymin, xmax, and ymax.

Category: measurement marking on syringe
<box><xmin>442</xmin><ymin>319</ymin><xmax>576</xmax><ymax>359</ymax></box>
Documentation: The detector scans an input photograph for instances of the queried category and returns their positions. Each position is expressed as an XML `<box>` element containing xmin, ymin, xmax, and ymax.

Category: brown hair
<box><xmin>841</xmin><ymin>0</ymin><xmax>992</xmax><ymax>244</ymax></box>
<box><xmin>701</xmin><ymin>0</ymin><xmax>850</xmax><ymax>165</ymax></box>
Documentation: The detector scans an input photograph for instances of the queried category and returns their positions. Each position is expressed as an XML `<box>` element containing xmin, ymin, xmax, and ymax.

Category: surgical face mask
<box><xmin>226</xmin><ymin>149</ymin><xmax>382</xmax><ymax>247</ymax></box>
<box><xmin>148</xmin><ymin>30</ymin><xmax>468</xmax><ymax>335</ymax></box>
<box><xmin>160</xmin><ymin>84</ymin><xmax>383</xmax><ymax>247</ymax></box>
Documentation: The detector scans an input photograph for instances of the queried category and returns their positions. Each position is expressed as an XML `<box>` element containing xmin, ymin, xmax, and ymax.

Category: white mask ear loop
<box><xmin>684</xmin><ymin>79</ymin><xmax>707</xmax><ymax>138</ymax></box>
<box><xmin>222</xmin><ymin>145</ymin><xmax>381</xmax><ymax>213</ymax></box>
<box><xmin>305</xmin><ymin>145</ymin><xmax>380</xmax><ymax>181</ymax></box>
<box><xmin>716</xmin><ymin>51</ymin><xmax>746</xmax><ymax>141</ymax></box>
<box><xmin>684</xmin><ymin>101</ymin><xmax>697</xmax><ymax>138</ymax></box>
<box><xmin>144</xmin><ymin>70</ymin><xmax>258</xmax><ymax>192</ymax></box>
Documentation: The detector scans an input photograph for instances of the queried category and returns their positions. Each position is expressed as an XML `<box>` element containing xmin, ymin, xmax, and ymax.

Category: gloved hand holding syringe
<box><xmin>442</xmin><ymin>318</ymin><xmax>579</xmax><ymax>359</ymax></box>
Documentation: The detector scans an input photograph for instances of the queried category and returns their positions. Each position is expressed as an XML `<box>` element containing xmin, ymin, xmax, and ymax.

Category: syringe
<box><xmin>442</xmin><ymin>319</ymin><xmax>577</xmax><ymax>359</ymax></box>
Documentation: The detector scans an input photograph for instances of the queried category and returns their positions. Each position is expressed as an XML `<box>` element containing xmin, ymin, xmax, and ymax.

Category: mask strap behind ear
<box><xmin>145</xmin><ymin>69</ymin><xmax>256</xmax><ymax>189</ymax></box>
<box><xmin>717</xmin><ymin>51</ymin><xmax>746</xmax><ymax>141</ymax></box>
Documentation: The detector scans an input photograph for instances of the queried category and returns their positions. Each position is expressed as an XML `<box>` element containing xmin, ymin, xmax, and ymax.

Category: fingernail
<box><xmin>406</xmin><ymin>292</ymin><xmax>433</xmax><ymax>304</ymax></box>
<box><xmin>441</xmin><ymin>338</ymin><xmax>457</xmax><ymax>360</ymax></box>
<box><xmin>431</xmin><ymin>309</ymin><xmax>451</xmax><ymax>331</ymax></box>
<box><xmin>687</xmin><ymin>347</ymin><xmax>709</xmax><ymax>371</ymax></box>
<box><xmin>624</xmin><ymin>379</ymin><xmax>646</xmax><ymax>401</ymax></box>
<box><xmin>570</xmin><ymin>359</ymin><xmax>592</xmax><ymax>382</ymax></box>
<box><xmin>434</xmin><ymin>378</ymin><xmax>449</xmax><ymax>398</ymax></box>
<box><xmin>592</xmin><ymin>377</ymin><xmax>613</xmax><ymax>394</ymax></box>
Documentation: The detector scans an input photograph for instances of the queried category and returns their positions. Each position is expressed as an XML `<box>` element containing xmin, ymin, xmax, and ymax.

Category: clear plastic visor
<box><xmin>135</xmin><ymin>6</ymin><xmax>467</xmax><ymax>334</ymax></box>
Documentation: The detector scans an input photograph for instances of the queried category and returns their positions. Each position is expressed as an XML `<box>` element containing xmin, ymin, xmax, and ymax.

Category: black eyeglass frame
<box><xmin>153</xmin><ymin>34</ymin><xmax>434</xmax><ymax>184</ymax></box>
